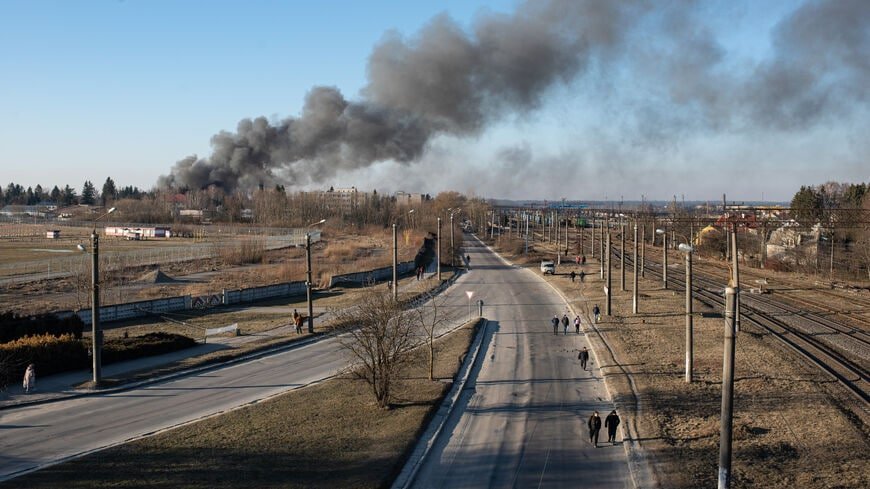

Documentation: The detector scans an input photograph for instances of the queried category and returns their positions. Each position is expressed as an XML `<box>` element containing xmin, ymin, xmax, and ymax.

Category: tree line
<box><xmin>1</xmin><ymin>178</ymin><xmax>144</xmax><ymax>207</ymax></box>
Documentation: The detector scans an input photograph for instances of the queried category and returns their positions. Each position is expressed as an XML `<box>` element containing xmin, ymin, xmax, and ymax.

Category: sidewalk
<box><xmin>1</xmin><ymin>268</ymin><xmax>457</xmax><ymax>410</ymax></box>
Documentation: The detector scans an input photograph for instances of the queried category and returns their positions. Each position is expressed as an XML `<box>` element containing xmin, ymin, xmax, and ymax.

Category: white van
<box><xmin>540</xmin><ymin>260</ymin><xmax>555</xmax><ymax>274</ymax></box>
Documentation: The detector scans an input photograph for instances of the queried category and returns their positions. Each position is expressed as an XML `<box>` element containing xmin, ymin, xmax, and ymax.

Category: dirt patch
<box><xmin>490</xmin><ymin>233</ymin><xmax>870</xmax><ymax>489</ymax></box>
<box><xmin>2</xmin><ymin>320</ymin><xmax>480</xmax><ymax>489</ymax></box>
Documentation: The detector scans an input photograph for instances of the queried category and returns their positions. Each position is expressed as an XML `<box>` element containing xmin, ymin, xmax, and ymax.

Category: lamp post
<box><xmin>392</xmin><ymin>209</ymin><xmax>414</xmax><ymax>300</ymax></box>
<box><xmin>449</xmin><ymin>210</ymin><xmax>456</xmax><ymax>268</ymax></box>
<box><xmin>606</xmin><ymin>227</ymin><xmax>612</xmax><ymax>316</ymax></box>
<box><xmin>437</xmin><ymin>216</ymin><xmax>442</xmax><ymax>281</ymax></box>
<box><xmin>656</xmin><ymin>228</ymin><xmax>668</xmax><ymax>289</ymax></box>
<box><xmin>633</xmin><ymin>223</ymin><xmax>639</xmax><ymax>314</ymax></box>
<box><xmin>305</xmin><ymin>219</ymin><xmax>326</xmax><ymax>334</ymax></box>
<box><xmin>78</xmin><ymin>206</ymin><xmax>116</xmax><ymax>386</ymax></box>
<box><xmin>620</xmin><ymin>218</ymin><xmax>626</xmax><ymax>292</ymax></box>
<box><xmin>679</xmin><ymin>242</ymin><xmax>694</xmax><ymax>382</ymax></box>
<box><xmin>719</xmin><ymin>287</ymin><xmax>737</xmax><ymax>488</ymax></box>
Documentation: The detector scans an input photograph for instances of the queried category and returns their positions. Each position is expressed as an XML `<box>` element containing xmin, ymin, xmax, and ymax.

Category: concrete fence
<box><xmin>63</xmin><ymin>261</ymin><xmax>416</xmax><ymax>325</ymax></box>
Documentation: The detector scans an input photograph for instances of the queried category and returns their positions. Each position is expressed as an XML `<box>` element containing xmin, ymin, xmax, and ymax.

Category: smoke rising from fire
<box><xmin>160</xmin><ymin>0</ymin><xmax>869</xmax><ymax>193</ymax></box>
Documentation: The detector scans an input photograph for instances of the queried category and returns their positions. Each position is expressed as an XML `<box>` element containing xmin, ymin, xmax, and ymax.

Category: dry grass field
<box><xmin>0</xmin><ymin>224</ymin><xmax>427</xmax><ymax>315</ymax></box>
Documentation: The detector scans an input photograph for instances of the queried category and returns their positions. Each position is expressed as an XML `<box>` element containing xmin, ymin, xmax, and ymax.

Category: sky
<box><xmin>1</xmin><ymin>0</ymin><xmax>867</xmax><ymax>202</ymax></box>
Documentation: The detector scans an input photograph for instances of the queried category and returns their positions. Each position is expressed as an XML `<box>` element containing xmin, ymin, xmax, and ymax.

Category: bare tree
<box><xmin>412</xmin><ymin>290</ymin><xmax>458</xmax><ymax>381</ymax></box>
<box><xmin>336</xmin><ymin>287</ymin><xmax>416</xmax><ymax>409</ymax></box>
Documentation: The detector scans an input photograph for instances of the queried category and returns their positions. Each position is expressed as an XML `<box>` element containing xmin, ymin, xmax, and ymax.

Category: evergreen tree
<box><xmin>102</xmin><ymin>177</ymin><xmax>117</xmax><ymax>206</ymax></box>
<box><xmin>34</xmin><ymin>184</ymin><xmax>45</xmax><ymax>202</ymax></box>
<box><xmin>81</xmin><ymin>180</ymin><xmax>97</xmax><ymax>205</ymax></box>
<box><xmin>50</xmin><ymin>186</ymin><xmax>61</xmax><ymax>203</ymax></box>
<box><xmin>61</xmin><ymin>185</ymin><xmax>77</xmax><ymax>206</ymax></box>
<box><xmin>790</xmin><ymin>185</ymin><xmax>823</xmax><ymax>225</ymax></box>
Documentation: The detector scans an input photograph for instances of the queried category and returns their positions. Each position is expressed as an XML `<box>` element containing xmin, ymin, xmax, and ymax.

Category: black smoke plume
<box><xmin>160</xmin><ymin>0</ymin><xmax>869</xmax><ymax>192</ymax></box>
<box><xmin>159</xmin><ymin>0</ymin><xmax>638</xmax><ymax>191</ymax></box>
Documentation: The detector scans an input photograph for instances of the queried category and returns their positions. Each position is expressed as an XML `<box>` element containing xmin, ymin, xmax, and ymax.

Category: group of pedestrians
<box><xmin>587</xmin><ymin>410</ymin><xmax>620</xmax><ymax>447</ymax></box>
<box><xmin>552</xmin><ymin>314</ymin><xmax>584</xmax><ymax>335</ymax></box>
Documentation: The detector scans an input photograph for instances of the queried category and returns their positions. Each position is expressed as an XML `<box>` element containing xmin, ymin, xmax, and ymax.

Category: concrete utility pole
<box><xmin>719</xmin><ymin>287</ymin><xmax>738</xmax><ymax>489</ymax></box>
<box><xmin>591</xmin><ymin>217</ymin><xmax>596</xmax><ymax>258</ymax></box>
<box><xmin>437</xmin><ymin>217</ymin><xmax>442</xmax><ymax>281</ymax></box>
<box><xmin>306</xmin><ymin>232</ymin><xmax>314</xmax><ymax>333</ymax></box>
<box><xmin>90</xmin><ymin>229</ymin><xmax>102</xmax><ymax>384</ymax></box>
<box><xmin>564</xmin><ymin>218</ymin><xmax>569</xmax><ymax>255</ymax></box>
<box><xmin>640</xmin><ymin>224</ymin><xmax>645</xmax><ymax>277</ymax></box>
<box><xmin>620</xmin><ymin>222</ymin><xmax>626</xmax><ymax>291</ymax></box>
<box><xmin>606</xmin><ymin>229</ymin><xmax>612</xmax><ymax>316</ymax></box>
<box><xmin>731</xmin><ymin>222</ymin><xmax>740</xmax><ymax>333</ymax></box>
<box><xmin>392</xmin><ymin>223</ymin><xmax>398</xmax><ymax>300</ymax></box>
<box><xmin>600</xmin><ymin>218</ymin><xmax>606</xmax><ymax>279</ymax></box>
<box><xmin>632</xmin><ymin>223</ymin><xmax>639</xmax><ymax>314</ymax></box>
<box><xmin>556</xmin><ymin>211</ymin><xmax>561</xmax><ymax>265</ymax></box>
<box><xmin>662</xmin><ymin>231</ymin><xmax>668</xmax><ymax>289</ymax></box>
<box><xmin>449</xmin><ymin>212</ymin><xmax>455</xmax><ymax>267</ymax></box>
<box><xmin>681</xmin><ymin>244</ymin><xmax>694</xmax><ymax>382</ymax></box>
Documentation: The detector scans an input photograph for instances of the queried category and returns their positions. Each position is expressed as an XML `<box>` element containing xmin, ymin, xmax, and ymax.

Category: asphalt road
<box><xmin>0</xmin><ymin>235</ymin><xmax>630</xmax><ymax>486</ymax></box>
<box><xmin>410</xmin><ymin>237</ymin><xmax>631</xmax><ymax>488</ymax></box>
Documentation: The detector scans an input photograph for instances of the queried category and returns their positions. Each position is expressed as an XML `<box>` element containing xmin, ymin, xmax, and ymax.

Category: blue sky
<box><xmin>1</xmin><ymin>0</ymin><xmax>867</xmax><ymax>201</ymax></box>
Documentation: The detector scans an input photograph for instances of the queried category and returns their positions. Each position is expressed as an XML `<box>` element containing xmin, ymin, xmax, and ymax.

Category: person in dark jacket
<box><xmin>592</xmin><ymin>304</ymin><xmax>601</xmax><ymax>323</ymax></box>
<box><xmin>561</xmin><ymin>314</ymin><xmax>569</xmax><ymax>335</ymax></box>
<box><xmin>569</xmin><ymin>270</ymin><xmax>576</xmax><ymax>282</ymax></box>
<box><xmin>578</xmin><ymin>347</ymin><xmax>589</xmax><ymax>370</ymax></box>
<box><xmin>551</xmin><ymin>315</ymin><xmax>559</xmax><ymax>335</ymax></box>
<box><xmin>588</xmin><ymin>411</ymin><xmax>602</xmax><ymax>447</ymax></box>
<box><xmin>605</xmin><ymin>410</ymin><xmax>621</xmax><ymax>444</ymax></box>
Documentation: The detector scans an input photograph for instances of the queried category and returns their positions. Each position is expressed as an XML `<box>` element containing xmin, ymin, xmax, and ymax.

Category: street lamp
<box><xmin>448</xmin><ymin>208</ymin><xmax>460</xmax><ymax>267</ymax></box>
<box><xmin>305</xmin><ymin>219</ymin><xmax>326</xmax><ymax>333</ymax></box>
<box><xmin>656</xmin><ymin>228</ymin><xmax>668</xmax><ymax>289</ymax></box>
<box><xmin>437</xmin><ymin>216</ymin><xmax>442</xmax><ymax>281</ymax></box>
<box><xmin>632</xmin><ymin>223</ymin><xmax>639</xmax><ymax>314</ymax></box>
<box><xmin>77</xmin><ymin>206</ymin><xmax>116</xmax><ymax>386</ymax></box>
<box><xmin>678</xmin><ymin>242</ymin><xmax>694</xmax><ymax>383</ymax></box>
<box><xmin>393</xmin><ymin>209</ymin><xmax>414</xmax><ymax>300</ymax></box>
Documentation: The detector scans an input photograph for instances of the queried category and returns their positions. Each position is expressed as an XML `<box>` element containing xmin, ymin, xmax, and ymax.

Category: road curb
<box><xmin>391</xmin><ymin>318</ymin><xmax>490</xmax><ymax>489</ymax></box>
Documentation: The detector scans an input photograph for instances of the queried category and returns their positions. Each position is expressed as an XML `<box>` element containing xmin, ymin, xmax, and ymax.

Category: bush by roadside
<box><xmin>0</xmin><ymin>332</ymin><xmax>196</xmax><ymax>390</ymax></box>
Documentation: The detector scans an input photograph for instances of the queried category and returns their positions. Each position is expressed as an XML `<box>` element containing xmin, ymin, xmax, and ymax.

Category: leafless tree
<box><xmin>336</xmin><ymin>287</ymin><xmax>416</xmax><ymax>409</ymax></box>
<box><xmin>412</xmin><ymin>290</ymin><xmax>458</xmax><ymax>381</ymax></box>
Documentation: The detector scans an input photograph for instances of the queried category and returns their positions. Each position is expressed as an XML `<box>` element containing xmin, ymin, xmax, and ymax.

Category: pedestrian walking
<box><xmin>551</xmin><ymin>315</ymin><xmax>559</xmax><ymax>335</ymax></box>
<box><xmin>23</xmin><ymin>363</ymin><xmax>36</xmax><ymax>394</ymax></box>
<box><xmin>292</xmin><ymin>308</ymin><xmax>300</xmax><ymax>324</ymax></box>
<box><xmin>578</xmin><ymin>346</ymin><xmax>589</xmax><ymax>370</ymax></box>
<box><xmin>592</xmin><ymin>304</ymin><xmax>601</xmax><ymax>323</ymax></box>
<box><xmin>574</xmin><ymin>315</ymin><xmax>581</xmax><ymax>334</ymax></box>
<box><xmin>581</xmin><ymin>255</ymin><xmax>587</xmax><ymax>265</ymax></box>
<box><xmin>579</xmin><ymin>271</ymin><xmax>586</xmax><ymax>283</ymax></box>
<box><xmin>294</xmin><ymin>314</ymin><xmax>304</xmax><ymax>334</ymax></box>
<box><xmin>588</xmin><ymin>411</ymin><xmax>602</xmax><ymax>447</ymax></box>
<box><xmin>561</xmin><ymin>314</ymin><xmax>569</xmax><ymax>335</ymax></box>
<box><xmin>605</xmin><ymin>410</ymin><xmax>621</xmax><ymax>444</ymax></box>
<box><xmin>570</xmin><ymin>271</ymin><xmax>576</xmax><ymax>283</ymax></box>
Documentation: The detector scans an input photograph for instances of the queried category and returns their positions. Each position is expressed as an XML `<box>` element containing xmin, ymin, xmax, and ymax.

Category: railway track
<box><xmin>611</xmin><ymin>247</ymin><xmax>870</xmax><ymax>405</ymax></box>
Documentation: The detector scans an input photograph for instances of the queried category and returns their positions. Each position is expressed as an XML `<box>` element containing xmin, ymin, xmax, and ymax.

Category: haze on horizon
<box><xmin>1</xmin><ymin>0</ymin><xmax>867</xmax><ymax>202</ymax></box>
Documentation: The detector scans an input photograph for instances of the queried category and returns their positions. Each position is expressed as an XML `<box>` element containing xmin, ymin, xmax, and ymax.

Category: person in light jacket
<box><xmin>23</xmin><ymin>363</ymin><xmax>36</xmax><ymax>394</ymax></box>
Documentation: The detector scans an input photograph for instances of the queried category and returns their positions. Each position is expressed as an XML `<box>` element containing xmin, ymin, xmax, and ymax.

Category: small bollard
<box><xmin>478</xmin><ymin>299</ymin><xmax>484</xmax><ymax>317</ymax></box>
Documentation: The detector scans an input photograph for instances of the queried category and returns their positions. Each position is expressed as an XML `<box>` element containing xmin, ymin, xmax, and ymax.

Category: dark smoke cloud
<box><xmin>160</xmin><ymin>0</ymin><xmax>642</xmax><ymax>191</ymax></box>
<box><xmin>160</xmin><ymin>0</ymin><xmax>869</xmax><ymax>192</ymax></box>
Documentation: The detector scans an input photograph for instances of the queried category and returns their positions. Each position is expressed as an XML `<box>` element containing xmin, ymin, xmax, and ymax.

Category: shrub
<box><xmin>102</xmin><ymin>332</ymin><xmax>197</xmax><ymax>364</ymax></box>
<box><xmin>0</xmin><ymin>312</ymin><xmax>84</xmax><ymax>343</ymax></box>
<box><xmin>0</xmin><ymin>332</ymin><xmax>196</xmax><ymax>390</ymax></box>
<box><xmin>0</xmin><ymin>334</ymin><xmax>88</xmax><ymax>388</ymax></box>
